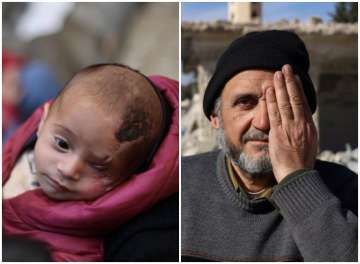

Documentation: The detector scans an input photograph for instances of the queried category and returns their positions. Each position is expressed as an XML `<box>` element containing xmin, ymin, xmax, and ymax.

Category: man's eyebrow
<box><xmin>226</xmin><ymin>93</ymin><xmax>259</xmax><ymax>107</ymax></box>
<box><xmin>231</xmin><ymin>92</ymin><xmax>259</xmax><ymax>101</ymax></box>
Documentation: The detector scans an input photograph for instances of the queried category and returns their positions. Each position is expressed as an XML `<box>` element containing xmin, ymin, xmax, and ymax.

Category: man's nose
<box><xmin>252</xmin><ymin>99</ymin><xmax>270</xmax><ymax>132</ymax></box>
<box><xmin>57</xmin><ymin>156</ymin><xmax>83</xmax><ymax>181</ymax></box>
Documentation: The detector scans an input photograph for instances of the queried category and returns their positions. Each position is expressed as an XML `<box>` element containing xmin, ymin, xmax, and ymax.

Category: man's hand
<box><xmin>265</xmin><ymin>64</ymin><xmax>318</xmax><ymax>183</ymax></box>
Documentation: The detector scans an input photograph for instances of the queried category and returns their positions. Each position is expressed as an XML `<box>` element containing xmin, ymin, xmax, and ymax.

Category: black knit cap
<box><xmin>203</xmin><ymin>30</ymin><xmax>317</xmax><ymax>119</ymax></box>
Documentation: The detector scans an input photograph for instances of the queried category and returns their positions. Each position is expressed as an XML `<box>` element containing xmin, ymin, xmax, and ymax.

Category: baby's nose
<box><xmin>57</xmin><ymin>157</ymin><xmax>82</xmax><ymax>181</ymax></box>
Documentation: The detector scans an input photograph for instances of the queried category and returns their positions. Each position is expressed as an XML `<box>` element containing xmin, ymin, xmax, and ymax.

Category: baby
<box><xmin>3</xmin><ymin>64</ymin><xmax>179</xmax><ymax>261</ymax></box>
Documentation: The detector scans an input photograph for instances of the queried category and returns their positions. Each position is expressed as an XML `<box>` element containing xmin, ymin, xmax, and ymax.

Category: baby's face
<box><xmin>34</xmin><ymin>98</ymin><xmax>139</xmax><ymax>201</ymax></box>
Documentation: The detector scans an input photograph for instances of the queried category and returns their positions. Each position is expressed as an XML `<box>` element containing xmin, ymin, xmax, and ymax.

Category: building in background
<box><xmin>228</xmin><ymin>2</ymin><xmax>262</xmax><ymax>24</ymax></box>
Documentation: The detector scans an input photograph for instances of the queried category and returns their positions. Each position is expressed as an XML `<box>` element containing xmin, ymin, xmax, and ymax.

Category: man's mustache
<box><xmin>242</xmin><ymin>128</ymin><xmax>269</xmax><ymax>143</ymax></box>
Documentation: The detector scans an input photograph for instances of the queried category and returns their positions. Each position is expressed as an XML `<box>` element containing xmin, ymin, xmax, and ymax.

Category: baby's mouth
<box><xmin>44</xmin><ymin>174</ymin><xmax>69</xmax><ymax>191</ymax></box>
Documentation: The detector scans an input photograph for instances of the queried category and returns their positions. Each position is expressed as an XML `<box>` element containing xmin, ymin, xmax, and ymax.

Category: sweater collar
<box><xmin>216</xmin><ymin>151</ymin><xmax>275</xmax><ymax>213</ymax></box>
<box><xmin>226</xmin><ymin>156</ymin><xmax>274</xmax><ymax>199</ymax></box>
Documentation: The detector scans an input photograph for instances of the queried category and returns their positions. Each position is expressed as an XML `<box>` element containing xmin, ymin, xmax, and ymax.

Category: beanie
<box><xmin>203</xmin><ymin>30</ymin><xmax>317</xmax><ymax>119</ymax></box>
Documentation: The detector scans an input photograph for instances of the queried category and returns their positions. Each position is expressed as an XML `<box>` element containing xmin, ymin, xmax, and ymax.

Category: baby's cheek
<box><xmin>80</xmin><ymin>178</ymin><xmax>107</xmax><ymax>196</ymax></box>
<box><xmin>101</xmin><ymin>177</ymin><xmax>117</xmax><ymax>192</ymax></box>
<box><xmin>34</xmin><ymin>138</ymin><xmax>56</xmax><ymax>172</ymax></box>
<box><xmin>101</xmin><ymin>177</ymin><xmax>111</xmax><ymax>186</ymax></box>
<box><xmin>81</xmin><ymin>173</ymin><xmax>120</xmax><ymax>198</ymax></box>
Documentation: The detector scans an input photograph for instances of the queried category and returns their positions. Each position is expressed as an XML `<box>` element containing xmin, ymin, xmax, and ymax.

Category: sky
<box><xmin>182</xmin><ymin>2</ymin><xmax>337</xmax><ymax>23</ymax></box>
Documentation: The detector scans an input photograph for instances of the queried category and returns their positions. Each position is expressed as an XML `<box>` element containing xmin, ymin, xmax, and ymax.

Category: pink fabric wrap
<box><xmin>3</xmin><ymin>75</ymin><xmax>179</xmax><ymax>261</ymax></box>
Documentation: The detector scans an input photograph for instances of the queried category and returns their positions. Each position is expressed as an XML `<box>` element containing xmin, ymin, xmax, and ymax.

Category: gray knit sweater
<box><xmin>181</xmin><ymin>151</ymin><xmax>357</xmax><ymax>261</ymax></box>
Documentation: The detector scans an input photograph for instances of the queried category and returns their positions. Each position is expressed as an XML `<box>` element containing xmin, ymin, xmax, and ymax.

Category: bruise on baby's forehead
<box><xmin>50</xmin><ymin>65</ymin><xmax>162</xmax><ymax>163</ymax></box>
<box><xmin>116</xmin><ymin>97</ymin><xmax>152</xmax><ymax>142</ymax></box>
<box><xmin>67</xmin><ymin>65</ymin><xmax>159</xmax><ymax>142</ymax></box>
<box><xmin>49</xmin><ymin>64</ymin><xmax>164</xmax><ymax>174</ymax></box>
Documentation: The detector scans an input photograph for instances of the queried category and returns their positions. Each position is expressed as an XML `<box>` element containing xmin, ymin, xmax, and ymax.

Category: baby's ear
<box><xmin>37</xmin><ymin>103</ymin><xmax>50</xmax><ymax>136</ymax></box>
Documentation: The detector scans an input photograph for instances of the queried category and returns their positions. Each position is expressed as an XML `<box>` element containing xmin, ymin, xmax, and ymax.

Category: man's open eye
<box><xmin>54</xmin><ymin>136</ymin><xmax>70</xmax><ymax>150</ymax></box>
<box><xmin>233</xmin><ymin>96</ymin><xmax>258</xmax><ymax>109</ymax></box>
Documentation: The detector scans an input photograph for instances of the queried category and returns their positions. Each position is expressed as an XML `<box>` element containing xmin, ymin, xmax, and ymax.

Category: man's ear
<box><xmin>210</xmin><ymin>113</ymin><xmax>220</xmax><ymax>129</ymax></box>
<box><xmin>37</xmin><ymin>103</ymin><xmax>50</xmax><ymax>136</ymax></box>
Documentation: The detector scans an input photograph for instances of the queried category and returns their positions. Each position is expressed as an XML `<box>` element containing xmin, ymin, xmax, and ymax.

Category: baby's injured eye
<box><xmin>90</xmin><ymin>163</ymin><xmax>109</xmax><ymax>173</ymax></box>
<box><xmin>54</xmin><ymin>136</ymin><xmax>70</xmax><ymax>151</ymax></box>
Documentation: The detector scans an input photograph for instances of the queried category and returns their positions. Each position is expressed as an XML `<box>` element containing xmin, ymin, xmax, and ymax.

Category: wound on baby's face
<box><xmin>34</xmin><ymin>64</ymin><xmax>163</xmax><ymax>201</ymax></box>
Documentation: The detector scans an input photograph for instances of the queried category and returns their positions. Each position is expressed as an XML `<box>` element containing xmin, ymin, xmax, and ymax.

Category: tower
<box><xmin>228</xmin><ymin>2</ymin><xmax>262</xmax><ymax>24</ymax></box>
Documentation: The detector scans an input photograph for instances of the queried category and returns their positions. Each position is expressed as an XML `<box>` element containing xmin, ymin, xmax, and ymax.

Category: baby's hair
<box><xmin>51</xmin><ymin>63</ymin><xmax>164</xmax><ymax>170</ymax></box>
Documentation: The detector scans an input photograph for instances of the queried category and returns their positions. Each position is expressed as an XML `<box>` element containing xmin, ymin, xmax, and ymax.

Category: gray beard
<box><xmin>216</xmin><ymin>126</ymin><xmax>273</xmax><ymax>179</ymax></box>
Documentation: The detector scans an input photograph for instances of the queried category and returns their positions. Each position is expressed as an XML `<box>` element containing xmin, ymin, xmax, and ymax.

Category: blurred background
<box><xmin>181</xmin><ymin>2</ymin><xmax>357</xmax><ymax>172</ymax></box>
<box><xmin>3</xmin><ymin>2</ymin><xmax>179</xmax><ymax>143</ymax></box>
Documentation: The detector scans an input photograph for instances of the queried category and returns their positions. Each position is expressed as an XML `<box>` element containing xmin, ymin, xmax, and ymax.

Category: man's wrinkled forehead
<box><xmin>221</xmin><ymin>69</ymin><xmax>275</xmax><ymax>97</ymax></box>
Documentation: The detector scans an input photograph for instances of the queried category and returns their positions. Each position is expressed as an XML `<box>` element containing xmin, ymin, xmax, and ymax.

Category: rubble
<box><xmin>318</xmin><ymin>144</ymin><xmax>358</xmax><ymax>173</ymax></box>
<box><xmin>182</xmin><ymin>20</ymin><xmax>358</xmax><ymax>35</ymax></box>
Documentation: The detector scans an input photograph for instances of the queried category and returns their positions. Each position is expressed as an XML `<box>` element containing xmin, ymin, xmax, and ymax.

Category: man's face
<box><xmin>34</xmin><ymin>96</ymin><xmax>140</xmax><ymax>201</ymax></box>
<box><xmin>211</xmin><ymin>69</ymin><xmax>275</xmax><ymax>177</ymax></box>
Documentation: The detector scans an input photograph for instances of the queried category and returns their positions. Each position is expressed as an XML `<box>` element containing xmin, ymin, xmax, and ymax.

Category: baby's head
<box><xmin>34</xmin><ymin>64</ymin><xmax>164</xmax><ymax>201</ymax></box>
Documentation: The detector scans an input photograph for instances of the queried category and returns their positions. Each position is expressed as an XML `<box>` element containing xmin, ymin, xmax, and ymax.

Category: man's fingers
<box><xmin>294</xmin><ymin>75</ymin><xmax>313</xmax><ymax>121</ymax></box>
<box><xmin>282</xmin><ymin>64</ymin><xmax>311</xmax><ymax>121</ymax></box>
<box><xmin>273</xmin><ymin>70</ymin><xmax>294</xmax><ymax>121</ymax></box>
<box><xmin>265</xmin><ymin>87</ymin><xmax>281</xmax><ymax>127</ymax></box>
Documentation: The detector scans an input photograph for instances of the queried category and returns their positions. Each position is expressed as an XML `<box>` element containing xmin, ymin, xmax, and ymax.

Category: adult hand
<box><xmin>265</xmin><ymin>64</ymin><xmax>318</xmax><ymax>183</ymax></box>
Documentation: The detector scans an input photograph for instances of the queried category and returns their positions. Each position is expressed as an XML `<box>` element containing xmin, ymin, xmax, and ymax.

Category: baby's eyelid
<box><xmin>90</xmin><ymin>161</ymin><xmax>108</xmax><ymax>169</ymax></box>
<box><xmin>54</xmin><ymin>135</ymin><xmax>66</xmax><ymax>141</ymax></box>
<box><xmin>91</xmin><ymin>164</ymin><xmax>109</xmax><ymax>172</ymax></box>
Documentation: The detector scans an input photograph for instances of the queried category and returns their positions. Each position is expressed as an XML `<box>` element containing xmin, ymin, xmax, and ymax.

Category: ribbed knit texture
<box><xmin>182</xmin><ymin>150</ymin><xmax>357</xmax><ymax>262</ymax></box>
<box><xmin>272</xmin><ymin>170</ymin><xmax>332</xmax><ymax>224</ymax></box>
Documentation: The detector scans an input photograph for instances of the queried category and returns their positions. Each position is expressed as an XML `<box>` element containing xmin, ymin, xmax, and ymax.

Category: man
<box><xmin>182</xmin><ymin>30</ymin><xmax>357</xmax><ymax>261</ymax></box>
